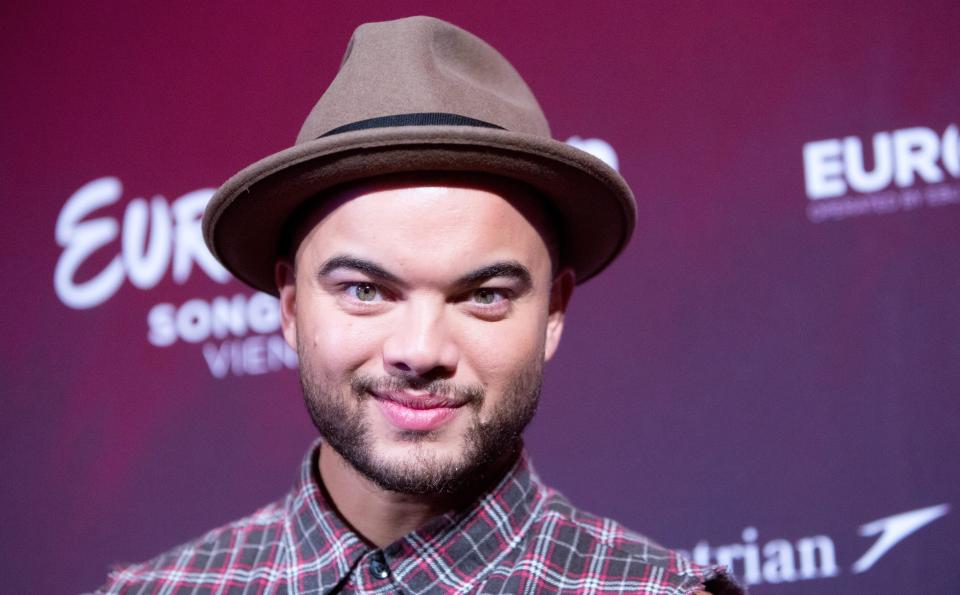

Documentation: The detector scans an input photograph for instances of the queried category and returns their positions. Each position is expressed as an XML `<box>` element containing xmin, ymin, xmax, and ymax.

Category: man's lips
<box><xmin>373</xmin><ymin>391</ymin><xmax>465</xmax><ymax>431</ymax></box>
<box><xmin>374</xmin><ymin>390</ymin><xmax>464</xmax><ymax>409</ymax></box>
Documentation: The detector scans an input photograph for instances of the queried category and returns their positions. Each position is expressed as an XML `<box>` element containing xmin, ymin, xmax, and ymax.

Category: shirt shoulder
<box><xmin>488</xmin><ymin>487</ymin><xmax>742</xmax><ymax>595</ymax></box>
<box><xmin>93</xmin><ymin>497</ymin><xmax>290</xmax><ymax>594</ymax></box>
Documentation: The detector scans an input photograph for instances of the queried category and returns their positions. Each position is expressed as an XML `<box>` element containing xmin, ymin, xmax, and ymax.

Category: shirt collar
<box><xmin>285</xmin><ymin>440</ymin><xmax>547</xmax><ymax>594</ymax></box>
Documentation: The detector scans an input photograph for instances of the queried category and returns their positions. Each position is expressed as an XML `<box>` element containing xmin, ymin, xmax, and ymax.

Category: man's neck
<box><xmin>316</xmin><ymin>444</ymin><xmax>514</xmax><ymax>548</ymax></box>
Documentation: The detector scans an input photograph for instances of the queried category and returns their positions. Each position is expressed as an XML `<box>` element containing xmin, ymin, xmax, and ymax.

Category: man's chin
<box><xmin>372</xmin><ymin>437</ymin><xmax>470</xmax><ymax>472</ymax></box>
<box><xmin>355</xmin><ymin>445</ymin><xmax>477</xmax><ymax>496</ymax></box>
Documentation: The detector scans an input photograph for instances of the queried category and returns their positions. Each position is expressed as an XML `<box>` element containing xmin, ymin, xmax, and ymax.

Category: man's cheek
<box><xmin>470</xmin><ymin>322</ymin><xmax>542</xmax><ymax>369</ymax></box>
<box><xmin>311</xmin><ymin>324</ymin><xmax>381</xmax><ymax>372</ymax></box>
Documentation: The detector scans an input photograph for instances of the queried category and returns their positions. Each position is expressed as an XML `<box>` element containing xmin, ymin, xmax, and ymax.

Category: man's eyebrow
<box><xmin>455</xmin><ymin>261</ymin><xmax>533</xmax><ymax>289</ymax></box>
<box><xmin>317</xmin><ymin>255</ymin><xmax>402</xmax><ymax>285</ymax></box>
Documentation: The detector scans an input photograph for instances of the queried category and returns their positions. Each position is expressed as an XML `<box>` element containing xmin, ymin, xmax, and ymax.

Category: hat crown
<box><xmin>296</xmin><ymin>16</ymin><xmax>551</xmax><ymax>144</ymax></box>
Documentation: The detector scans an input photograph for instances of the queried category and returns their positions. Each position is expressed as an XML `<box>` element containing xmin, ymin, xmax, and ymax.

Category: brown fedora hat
<box><xmin>203</xmin><ymin>15</ymin><xmax>636</xmax><ymax>294</ymax></box>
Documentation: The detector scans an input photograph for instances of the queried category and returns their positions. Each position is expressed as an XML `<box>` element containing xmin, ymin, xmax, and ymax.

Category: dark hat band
<box><xmin>319</xmin><ymin>112</ymin><xmax>505</xmax><ymax>138</ymax></box>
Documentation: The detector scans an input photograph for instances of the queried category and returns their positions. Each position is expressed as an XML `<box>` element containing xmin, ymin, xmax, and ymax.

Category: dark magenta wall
<box><xmin>2</xmin><ymin>2</ymin><xmax>958</xmax><ymax>593</ymax></box>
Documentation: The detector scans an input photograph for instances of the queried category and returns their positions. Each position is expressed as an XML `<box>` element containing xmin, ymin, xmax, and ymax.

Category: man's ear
<box><xmin>543</xmin><ymin>267</ymin><xmax>575</xmax><ymax>362</ymax></box>
<box><xmin>276</xmin><ymin>259</ymin><xmax>298</xmax><ymax>351</ymax></box>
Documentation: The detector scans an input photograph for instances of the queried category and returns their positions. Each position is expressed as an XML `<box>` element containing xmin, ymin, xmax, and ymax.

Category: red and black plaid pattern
<box><xmin>95</xmin><ymin>442</ymin><xmax>741</xmax><ymax>594</ymax></box>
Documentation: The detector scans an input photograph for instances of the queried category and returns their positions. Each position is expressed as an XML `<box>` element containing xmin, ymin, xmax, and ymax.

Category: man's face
<box><xmin>278</xmin><ymin>175</ymin><xmax>571</xmax><ymax>495</ymax></box>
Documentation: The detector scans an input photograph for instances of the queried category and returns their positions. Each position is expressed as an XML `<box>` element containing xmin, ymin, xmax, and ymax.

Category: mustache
<box><xmin>350</xmin><ymin>374</ymin><xmax>484</xmax><ymax>406</ymax></box>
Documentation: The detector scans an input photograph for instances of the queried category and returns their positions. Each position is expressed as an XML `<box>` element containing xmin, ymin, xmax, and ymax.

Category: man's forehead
<box><xmin>284</xmin><ymin>173</ymin><xmax>560</xmax><ymax>264</ymax></box>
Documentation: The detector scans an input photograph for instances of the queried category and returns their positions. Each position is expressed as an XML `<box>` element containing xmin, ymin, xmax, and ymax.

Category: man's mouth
<box><xmin>372</xmin><ymin>391</ymin><xmax>464</xmax><ymax>431</ymax></box>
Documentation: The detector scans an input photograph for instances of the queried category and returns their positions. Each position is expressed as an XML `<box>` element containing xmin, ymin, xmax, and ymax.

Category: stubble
<box><xmin>298</xmin><ymin>343</ymin><xmax>543</xmax><ymax>496</ymax></box>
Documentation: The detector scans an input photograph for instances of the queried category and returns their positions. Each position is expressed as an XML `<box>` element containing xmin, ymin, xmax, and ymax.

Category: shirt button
<box><xmin>370</xmin><ymin>553</ymin><xmax>390</xmax><ymax>579</ymax></box>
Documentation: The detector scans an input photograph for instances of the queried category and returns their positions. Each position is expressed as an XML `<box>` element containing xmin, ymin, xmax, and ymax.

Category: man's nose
<box><xmin>382</xmin><ymin>300</ymin><xmax>459</xmax><ymax>379</ymax></box>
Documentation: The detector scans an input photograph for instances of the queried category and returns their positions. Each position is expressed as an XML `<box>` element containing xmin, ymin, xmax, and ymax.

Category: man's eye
<box><xmin>351</xmin><ymin>283</ymin><xmax>380</xmax><ymax>302</ymax></box>
<box><xmin>472</xmin><ymin>288</ymin><xmax>502</xmax><ymax>305</ymax></box>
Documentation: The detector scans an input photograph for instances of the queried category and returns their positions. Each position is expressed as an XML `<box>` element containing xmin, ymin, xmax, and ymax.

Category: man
<box><xmin>97</xmin><ymin>16</ymin><xmax>741</xmax><ymax>595</ymax></box>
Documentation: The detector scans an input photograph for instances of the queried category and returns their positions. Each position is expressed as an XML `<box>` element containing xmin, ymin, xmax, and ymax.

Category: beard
<box><xmin>297</xmin><ymin>345</ymin><xmax>543</xmax><ymax>497</ymax></box>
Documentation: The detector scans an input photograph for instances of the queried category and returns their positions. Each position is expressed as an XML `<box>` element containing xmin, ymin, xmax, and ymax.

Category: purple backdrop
<box><xmin>3</xmin><ymin>2</ymin><xmax>958</xmax><ymax>593</ymax></box>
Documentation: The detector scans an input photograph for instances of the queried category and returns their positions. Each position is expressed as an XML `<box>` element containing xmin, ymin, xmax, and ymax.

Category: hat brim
<box><xmin>203</xmin><ymin>125</ymin><xmax>636</xmax><ymax>295</ymax></box>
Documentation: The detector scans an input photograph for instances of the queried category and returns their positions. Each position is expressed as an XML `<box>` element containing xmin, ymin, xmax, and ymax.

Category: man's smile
<box><xmin>372</xmin><ymin>390</ymin><xmax>467</xmax><ymax>432</ymax></box>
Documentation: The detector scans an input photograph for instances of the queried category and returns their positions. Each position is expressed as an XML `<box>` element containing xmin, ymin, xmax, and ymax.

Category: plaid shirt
<box><xmin>96</xmin><ymin>442</ymin><xmax>741</xmax><ymax>594</ymax></box>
